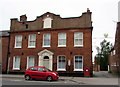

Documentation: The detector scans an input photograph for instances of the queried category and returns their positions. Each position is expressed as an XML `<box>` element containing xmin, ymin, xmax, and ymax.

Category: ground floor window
<box><xmin>74</xmin><ymin>56</ymin><xmax>83</xmax><ymax>71</ymax></box>
<box><xmin>57</xmin><ymin>56</ymin><xmax>66</xmax><ymax>71</ymax></box>
<box><xmin>27</xmin><ymin>56</ymin><xmax>34</xmax><ymax>68</ymax></box>
<box><xmin>13</xmin><ymin>56</ymin><xmax>20</xmax><ymax>70</ymax></box>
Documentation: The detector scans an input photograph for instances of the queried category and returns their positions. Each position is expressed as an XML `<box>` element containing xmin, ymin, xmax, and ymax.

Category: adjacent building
<box><xmin>2</xmin><ymin>9</ymin><xmax>93</xmax><ymax>76</ymax></box>
<box><xmin>0</xmin><ymin>31</ymin><xmax>10</xmax><ymax>73</ymax></box>
<box><xmin>109</xmin><ymin>22</ymin><xmax>120</xmax><ymax>73</ymax></box>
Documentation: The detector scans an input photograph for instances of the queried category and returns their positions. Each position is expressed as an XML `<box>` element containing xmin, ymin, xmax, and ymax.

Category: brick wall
<box><xmin>9</xmin><ymin>11</ymin><xmax>93</xmax><ymax>76</ymax></box>
<box><xmin>9</xmin><ymin>28</ymin><xmax>93</xmax><ymax>74</ymax></box>
<box><xmin>1</xmin><ymin>36</ymin><xmax>9</xmax><ymax>73</ymax></box>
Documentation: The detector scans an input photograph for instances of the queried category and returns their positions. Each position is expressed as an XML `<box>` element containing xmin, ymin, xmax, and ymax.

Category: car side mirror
<box><xmin>43</xmin><ymin>70</ymin><xmax>46</xmax><ymax>72</ymax></box>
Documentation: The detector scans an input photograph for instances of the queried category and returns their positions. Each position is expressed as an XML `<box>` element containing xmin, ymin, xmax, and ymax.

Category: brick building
<box><xmin>93</xmin><ymin>56</ymin><xmax>100</xmax><ymax>72</ymax></box>
<box><xmin>8</xmin><ymin>9</ymin><xmax>93</xmax><ymax>76</ymax></box>
<box><xmin>109</xmin><ymin>22</ymin><xmax>120</xmax><ymax>73</ymax></box>
<box><xmin>0</xmin><ymin>31</ymin><xmax>10</xmax><ymax>73</ymax></box>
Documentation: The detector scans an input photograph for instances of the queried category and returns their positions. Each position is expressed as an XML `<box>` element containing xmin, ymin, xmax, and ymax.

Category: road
<box><xmin>1</xmin><ymin>71</ymin><xmax>120</xmax><ymax>86</ymax></box>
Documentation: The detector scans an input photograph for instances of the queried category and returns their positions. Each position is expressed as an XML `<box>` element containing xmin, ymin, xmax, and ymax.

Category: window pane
<box><xmin>58</xmin><ymin>56</ymin><xmax>66</xmax><ymax>69</ymax></box>
<box><xmin>28</xmin><ymin>34</ymin><xmax>36</xmax><ymax>47</ymax></box>
<box><xmin>43</xmin><ymin>34</ymin><xmax>51</xmax><ymax>46</ymax></box>
<box><xmin>74</xmin><ymin>56</ymin><xmax>83</xmax><ymax>70</ymax></box>
<box><xmin>74</xmin><ymin>32</ymin><xmax>83</xmax><ymax>46</ymax></box>
<box><xmin>14</xmin><ymin>56</ymin><xmax>20</xmax><ymax>69</ymax></box>
<box><xmin>28</xmin><ymin>56</ymin><xmax>34</xmax><ymax>68</ymax></box>
<box><xmin>43</xmin><ymin>17</ymin><xmax>52</xmax><ymax>28</ymax></box>
<box><xmin>38</xmin><ymin>68</ymin><xmax>44</xmax><ymax>71</ymax></box>
<box><xmin>15</xmin><ymin>35</ymin><xmax>22</xmax><ymax>48</ymax></box>
<box><xmin>58</xmin><ymin>33</ymin><xmax>66</xmax><ymax>46</ymax></box>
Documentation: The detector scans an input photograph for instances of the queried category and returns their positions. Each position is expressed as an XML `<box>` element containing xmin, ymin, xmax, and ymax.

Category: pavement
<box><xmin>1</xmin><ymin>71</ymin><xmax>120</xmax><ymax>85</ymax></box>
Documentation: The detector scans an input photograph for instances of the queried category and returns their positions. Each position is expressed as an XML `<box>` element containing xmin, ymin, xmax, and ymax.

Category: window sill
<box><xmin>42</xmin><ymin>46</ymin><xmax>50</xmax><ymax>48</ymax></box>
<box><xmin>58</xmin><ymin>45</ymin><xmax>66</xmax><ymax>47</ymax></box>
<box><xmin>13</xmin><ymin>68</ymin><xmax>20</xmax><ymax>70</ymax></box>
<box><xmin>28</xmin><ymin>46</ymin><xmax>36</xmax><ymax>48</ymax></box>
<box><xmin>14</xmin><ymin>47</ymin><xmax>22</xmax><ymax>48</ymax></box>
<box><xmin>74</xmin><ymin>45</ymin><xmax>83</xmax><ymax>47</ymax></box>
<box><xmin>57</xmin><ymin>69</ymin><xmax>66</xmax><ymax>71</ymax></box>
<box><xmin>74</xmin><ymin>69</ymin><xmax>83</xmax><ymax>71</ymax></box>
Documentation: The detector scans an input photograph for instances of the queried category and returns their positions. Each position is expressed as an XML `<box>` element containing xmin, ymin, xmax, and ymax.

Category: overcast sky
<box><xmin>0</xmin><ymin>0</ymin><xmax>119</xmax><ymax>61</ymax></box>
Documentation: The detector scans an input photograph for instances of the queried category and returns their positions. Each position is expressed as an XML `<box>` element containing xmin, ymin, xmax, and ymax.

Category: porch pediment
<box><xmin>38</xmin><ymin>49</ymin><xmax>54</xmax><ymax>56</ymax></box>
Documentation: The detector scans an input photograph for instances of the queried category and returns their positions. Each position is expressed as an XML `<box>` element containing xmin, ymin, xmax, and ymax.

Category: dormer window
<box><xmin>43</xmin><ymin>17</ymin><xmax>53</xmax><ymax>28</ymax></box>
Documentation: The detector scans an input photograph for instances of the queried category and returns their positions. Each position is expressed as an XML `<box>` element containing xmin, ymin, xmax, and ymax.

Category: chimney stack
<box><xmin>87</xmin><ymin>8</ymin><xmax>90</xmax><ymax>12</ymax></box>
<box><xmin>20</xmin><ymin>14</ymin><xmax>27</xmax><ymax>22</ymax></box>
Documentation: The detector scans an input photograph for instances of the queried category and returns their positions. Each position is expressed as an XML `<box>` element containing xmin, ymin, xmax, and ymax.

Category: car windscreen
<box><xmin>45</xmin><ymin>67</ymin><xmax>51</xmax><ymax>71</ymax></box>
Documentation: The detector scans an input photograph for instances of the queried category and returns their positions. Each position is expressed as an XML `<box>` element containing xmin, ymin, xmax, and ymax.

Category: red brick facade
<box><xmin>0</xmin><ymin>31</ymin><xmax>10</xmax><ymax>73</ymax></box>
<box><xmin>109</xmin><ymin>22</ymin><xmax>120</xmax><ymax>73</ymax></box>
<box><xmin>8</xmin><ymin>10</ymin><xmax>93</xmax><ymax>76</ymax></box>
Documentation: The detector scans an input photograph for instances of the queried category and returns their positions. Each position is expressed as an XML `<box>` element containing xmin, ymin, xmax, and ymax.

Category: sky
<box><xmin>0</xmin><ymin>0</ymin><xmax>119</xmax><ymax>61</ymax></box>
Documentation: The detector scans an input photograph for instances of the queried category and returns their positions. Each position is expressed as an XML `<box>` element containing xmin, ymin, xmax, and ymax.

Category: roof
<box><xmin>0</xmin><ymin>31</ymin><xmax>10</xmax><ymax>37</ymax></box>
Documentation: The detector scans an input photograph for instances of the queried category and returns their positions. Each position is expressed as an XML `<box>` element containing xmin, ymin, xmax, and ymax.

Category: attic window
<box><xmin>26</xmin><ymin>24</ymin><xmax>28</xmax><ymax>29</ymax></box>
<box><xmin>43</xmin><ymin>17</ymin><xmax>53</xmax><ymax>28</ymax></box>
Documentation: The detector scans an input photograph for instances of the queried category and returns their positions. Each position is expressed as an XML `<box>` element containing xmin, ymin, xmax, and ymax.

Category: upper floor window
<box><xmin>58</xmin><ymin>33</ymin><xmax>66</xmax><ymax>47</ymax></box>
<box><xmin>43</xmin><ymin>33</ymin><xmax>51</xmax><ymax>47</ymax></box>
<box><xmin>74</xmin><ymin>32</ymin><xmax>83</xmax><ymax>47</ymax></box>
<box><xmin>28</xmin><ymin>34</ymin><xmax>36</xmax><ymax>48</ymax></box>
<box><xmin>43</xmin><ymin>17</ymin><xmax>53</xmax><ymax>28</ymax></box>
<box><xmin>15</xmin><ymin>35</ymin><xmax>22</xmax><ymax>48</ymax></box>
<box><xmin>74</xmin><ymin>56</ymin><xmax>83</xmax><ymax>71</ymax></box>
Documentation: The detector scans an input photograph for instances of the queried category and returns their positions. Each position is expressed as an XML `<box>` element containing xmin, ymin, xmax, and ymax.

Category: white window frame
<box><xmin>28</xmin><ymin>34</ymin><xmax>36</xmax><ymax>48</ymax></box>
<box><xmin>43</xmin><ymin>33</ymin><xmax>51</xmax><ymax>47</ymax></box>
<box><xmin>74</xmin><ymin>55</ymin><xmax>83</xmax><ymax>71</ymax></box>
<box><xmin>27</xmin><ymin>56</ymin><xmax>35</xmax><ymax>69</ymax></box>
<box><xmin>74</xmin><ymin>32</ymin><xmax>83</xmax><ymax>47</ymax></box>
<box><xmin>113</xmin><ymin>50</ymin><xmax>116</xmax><ymax>55</ymax></box>
<box><xmin>43</xmin><ymin>17</ymin><xmax>53</xmax><ymax>28</ymax></box>
<box><xmin>58</xmin><ymin>33</ymin><xmax>66</xmax><ymax>47</ymax></box>
<box><xmin>13</xmin><ymin>56</ymin><xmax>21</xmax><ymax>70</ymax></box>
<box><xmin>14</xmin><ymin>35</ymin><xmax>22</xmax><ymax>48</ymax></box>
<box><xmin>57</xmin><ymin>55</ymin><xmax>66</xmax><ymax>71</ymax></box>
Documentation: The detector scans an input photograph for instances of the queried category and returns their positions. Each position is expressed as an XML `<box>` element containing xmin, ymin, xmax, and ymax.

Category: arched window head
<box><xmin>43</xmin><ymin>17</ymin><xmax>53</xmax><ymax>28</ymax></box>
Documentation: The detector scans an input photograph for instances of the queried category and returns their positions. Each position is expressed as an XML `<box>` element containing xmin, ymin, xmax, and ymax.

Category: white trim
<box><xmin>27</xmin><ymin>56</ymin><xmax>35</xmax><ymax>69</ymax></box>
<box><xmin>43</xmin><ymin>17</ymin><xmax>53</xmax><ymax>28</ymax></box>
<box><xmin>74</xmin><ymin>45</ymin><xmax>83</xmax><ymax>47</ymax></box>
<box><xmin>14</xmin><ymin>35</ymin><xmax>22</xmax><ymax>48</ymax></box>
<box><xmin>74</xmin><ymin>32</ymin><xmax>83</xmax><ymax>47</ymax></box>
<box><xmin>58</xmin><ymin>45</ymin><xmax>66</xmax><ymax>47</ymax></box>
<box><xmin>28</xmin><ymin>34</ymin><xmax>36</xmax><ymax>48</ymax></box>
<box><xmin>42</xmin><ymin>33</ymin><xmax>51</xmax><ymax>47</ymax></box>
<box><xmin>73</xmin><ymin>55</ymin><xmax>83</xmax><ymax>71</ymax></box>
<box><xmin>38</xmin><ymin>49</ymin><xmax>53</xmax><ymax>71</ymax></box>
<box><xmin>13</xmin><ymin>56</ymin><xmax>21</xmax><ymax>70</ymax></box>
<box><xmin>58</xmin><ymin>33</ymin><xmax>66</xmax><ymax>47</ymax></box>
<box><xmin>57</xmin><ymin>55</ymin><xmax>66</xmax><ymax>71</ymax></box>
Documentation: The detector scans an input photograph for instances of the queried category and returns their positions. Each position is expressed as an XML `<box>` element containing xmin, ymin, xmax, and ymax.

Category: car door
<box><xmin>37</xmin><ymin>67</ymin><xmax>47</xmax><ymax>79</ymax></box>
<box><xmin>29</xmin><ymin>67</ymin><xmax>38</xmax><ymax>79</ymax></box>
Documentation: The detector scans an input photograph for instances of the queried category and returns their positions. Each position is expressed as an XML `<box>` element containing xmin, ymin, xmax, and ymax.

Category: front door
<box><xmin>43</xmin><ymin>56</ymin><xmax>49</xmax><ymax>69</ymax></box>
<box><xmin>38</xmin><ymin>49</ymin><xmax>54</xmax><ymax>71</ymax></box>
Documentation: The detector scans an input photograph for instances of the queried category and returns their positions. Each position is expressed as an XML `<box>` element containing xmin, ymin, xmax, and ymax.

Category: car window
<box><xmin>38</xmin><ymin>68</ymin><xmax>44</xmax><ymax>71</ymax></box>
<box><xmin>30</xmin><ymin>67</ymin><xmax>37</xmax><ymax>71</ymax></box>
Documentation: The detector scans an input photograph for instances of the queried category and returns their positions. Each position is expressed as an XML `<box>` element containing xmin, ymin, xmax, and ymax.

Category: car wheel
<box><xmin>47</xmin><ymin>76</ymin><xmax>52</xmax><ymax>81</ymax></box>
<box><xmin>25</xmin><ymin>75</ymin><xmax>31</xmax><ymax>80</ymax></box>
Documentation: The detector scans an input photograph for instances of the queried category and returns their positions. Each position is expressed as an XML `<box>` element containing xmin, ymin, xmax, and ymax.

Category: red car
<box><xmin>24</xmin><ymin>66</ymin><xmax>59</xmax><ymax>81</ymax></box>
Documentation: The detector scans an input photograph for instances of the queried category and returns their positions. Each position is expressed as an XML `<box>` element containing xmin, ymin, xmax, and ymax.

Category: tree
<box><xmin>96</xmin><ymin>39</ymin><xmax>113</xmax><ymax>71</ymax></box>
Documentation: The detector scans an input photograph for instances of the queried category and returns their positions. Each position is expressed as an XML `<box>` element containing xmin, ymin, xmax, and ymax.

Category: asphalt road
<box><xmin>1</xmin><ymin>71</ymin><xmax>120</xmax><ymax>86</ymax></box>
<box><xmin>2</xmin><ymin>77</ymin><xmax>80</xmax><ymax>85</ymax></box>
